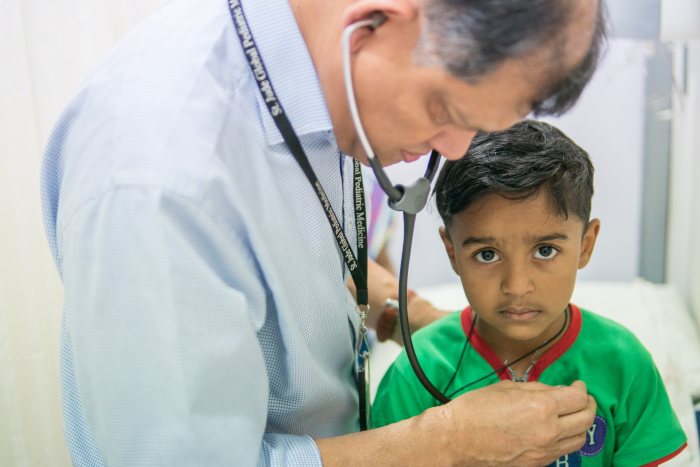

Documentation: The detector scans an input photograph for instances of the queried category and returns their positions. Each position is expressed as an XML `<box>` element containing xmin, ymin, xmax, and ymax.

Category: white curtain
<box><xmin>667</xmin><ymin>41</ymin><xmax>700</xmax><ymax>323</ymax></box>
<box><xmin>0</xmin><ymin>1</ymin><xmax>162</xmax><ymax>464</ymax></box>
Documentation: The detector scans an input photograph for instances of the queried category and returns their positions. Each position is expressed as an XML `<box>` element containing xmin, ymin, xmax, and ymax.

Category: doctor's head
<box><xmin>303</xmin><ymin>0</ymin><xmax>606</xmax><ymax>166</ymax></box>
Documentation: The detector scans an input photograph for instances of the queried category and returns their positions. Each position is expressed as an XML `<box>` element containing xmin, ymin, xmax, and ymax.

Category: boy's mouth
<box><xmin>500</xmin><ymin>308</ymin><xmax>540</xmax><ymax>321</ymax></box>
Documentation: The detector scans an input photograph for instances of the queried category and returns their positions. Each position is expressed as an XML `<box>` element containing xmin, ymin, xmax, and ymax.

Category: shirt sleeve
<box><xmin>59</xmin><ymin>186</ymin><xmax>322</xmax><ymax>466</ymax></box>
<box><xmin>611</xmin><ymin>338</ymin><xmax>688</xmax><ymax>467</ymax></box>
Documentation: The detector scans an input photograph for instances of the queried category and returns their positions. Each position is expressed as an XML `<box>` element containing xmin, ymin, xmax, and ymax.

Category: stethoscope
<box><xmin>342</xmin><ymin>13</ymin><xmax>452</xmax><ymax>404</ymax></box>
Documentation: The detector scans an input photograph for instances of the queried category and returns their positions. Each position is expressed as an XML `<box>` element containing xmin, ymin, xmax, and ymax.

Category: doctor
<box><xmin>41</xmin><ymin>0</ymin><xmax>604</xmax><ymax>465</ymax></box>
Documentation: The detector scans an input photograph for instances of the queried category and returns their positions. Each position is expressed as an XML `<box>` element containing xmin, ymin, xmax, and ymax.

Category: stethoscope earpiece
<box><xmin>369</xmin><ymin>12</ymin><xmax>387</xmax><ymax>30</ymax></box>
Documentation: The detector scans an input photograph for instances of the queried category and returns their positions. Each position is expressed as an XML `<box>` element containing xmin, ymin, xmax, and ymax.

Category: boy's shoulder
<box><xmin>372</xmin><ymin>310</ymin><xmax>470</xmax><ymax>426</ymax></box>
<box><xmin>384</xmin><ymin>309</ymin><xmax>466</xmax><ymax>376</ymax></box>
<box><xmin>575</xmin><ymin>306</ymin><xmax>654</xmax><ymax>364</ymax></box>
<box><xmin>415</xmin><ymin>308</ymin><xmax>465</xmax><ymax>337</ymax></box>
<box><xmin>577</xmin><ymin>307</ymin><xmax>644</xmax><ymax>342</ymax></box>
<box><xmin>409</xmin><ymin>309</ymin><xmax>468</xmax><ymax>352</ymax></box>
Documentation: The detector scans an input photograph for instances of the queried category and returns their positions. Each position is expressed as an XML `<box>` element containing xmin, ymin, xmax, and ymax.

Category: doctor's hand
<box><xmin>316</xmin><ymin>380</ymin><xmax>595</xmax><ymax>466</ymax></box>
<box><xmin>437</xmin><ymin>379</ymin><xmax>596</xmax><ymax>466</ymax></box>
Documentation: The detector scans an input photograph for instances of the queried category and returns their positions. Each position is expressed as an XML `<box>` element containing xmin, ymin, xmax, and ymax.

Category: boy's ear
<box><xmin>578</xmin><ymin>218</ymin><xmax>601</xmax><ymax>269</ymax></box>
<box><xmin>439</xmin><ymin>226</ymin><xmax>459</xmax><ymax>275</ymax></box>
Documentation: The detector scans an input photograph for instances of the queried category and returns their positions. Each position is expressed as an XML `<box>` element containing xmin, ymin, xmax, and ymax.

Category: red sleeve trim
<box><xmin>639</xmin><ymin>442</ymin><xmax>687</xmax><ymax>466</ymax></box>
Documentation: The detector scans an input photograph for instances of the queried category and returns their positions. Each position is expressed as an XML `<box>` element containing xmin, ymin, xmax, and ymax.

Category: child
<box><xmin>372</xmin><ymin>120</ymin><xmax>687</xmax><ymax>466</ymax></box>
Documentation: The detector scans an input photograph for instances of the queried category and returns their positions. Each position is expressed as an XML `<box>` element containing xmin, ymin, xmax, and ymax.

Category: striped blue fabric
<box><xmin>40</xmin><ymin>0</ymin><xmax>363</xmax><ymax>464</ymax></box>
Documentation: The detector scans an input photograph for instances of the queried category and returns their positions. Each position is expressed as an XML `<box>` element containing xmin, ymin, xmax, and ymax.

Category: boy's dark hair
<box><xmin>435</xmin><ymin>120</ymin><xmax>594</xmax><ymax>229</ymax></box>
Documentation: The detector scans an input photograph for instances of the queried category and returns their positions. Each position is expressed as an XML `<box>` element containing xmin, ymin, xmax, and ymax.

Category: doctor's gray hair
<box><xmin>434</xmin><ymin>120</ymin><xmax>594</xmax><ymax>229</ymax></box>
<box><xmin>415</xmin><ymin>0</ymin><xmax>607</xmax><ymax>116</ymax></box>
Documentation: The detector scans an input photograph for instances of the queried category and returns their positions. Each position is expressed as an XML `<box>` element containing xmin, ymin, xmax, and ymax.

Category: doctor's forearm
<box><xmin>316</xmin><ymin>380</ymin><xmax>594</xmax><ymax>466</ymax></box>
<box><xmin>315</xmin><ymin>408</ymin><xmax>455</xmax><ymax>466</ymax></box>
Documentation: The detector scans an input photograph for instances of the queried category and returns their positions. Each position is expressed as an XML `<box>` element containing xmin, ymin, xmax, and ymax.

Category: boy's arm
<box><xmin>612</xmin><ymin>341</ymin><xmax>687</xmax><ymax>466</ymax></box>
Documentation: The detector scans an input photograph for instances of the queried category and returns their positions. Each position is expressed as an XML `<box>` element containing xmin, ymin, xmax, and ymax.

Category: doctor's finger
<box><xmin>547</xmin><ymin>380</ymin><xmax>592</xmax><ymax>415</ymax></box>
<box><xmin>556</xmin><ymin>395</ymin><xmax>597</xmax><ymax>440</ymax></box>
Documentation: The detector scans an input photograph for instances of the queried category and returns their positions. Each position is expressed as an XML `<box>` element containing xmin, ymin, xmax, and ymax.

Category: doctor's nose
<box><xmin>429</xmin><ymin>128</ymin><xmax>477</xmax><ymax>160</ymax></box>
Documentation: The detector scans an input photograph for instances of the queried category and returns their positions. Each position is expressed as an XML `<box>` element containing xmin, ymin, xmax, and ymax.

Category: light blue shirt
<box><xmin>41</xmin><ymin>0</ymin><xmax>364</xmax><ymax>464</ymax></box>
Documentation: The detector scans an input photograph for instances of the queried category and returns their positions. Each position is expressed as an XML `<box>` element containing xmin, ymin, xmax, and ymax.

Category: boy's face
<box><xmin>440</xmin><ymin>190</ymin><xmax>600</xmax><ymax>355</ymax></box>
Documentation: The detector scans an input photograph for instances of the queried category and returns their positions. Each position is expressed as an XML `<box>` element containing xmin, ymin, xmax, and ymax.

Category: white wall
<box><xmin>387</xmin><ymin>39</ymin><xmax>651</xmax><ymax>289</ymax></box>
<box><xmin>666</xmin><ymin>41</ymin><xmax>700</xmax><ymax>321</ymax></box>
<box><xmin>0</xmin><ymin>1</ymin><xmax>163</xmax><ymax>465</ymax></box>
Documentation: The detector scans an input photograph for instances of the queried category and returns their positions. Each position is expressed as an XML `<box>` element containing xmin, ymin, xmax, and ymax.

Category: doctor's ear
<box><xmin>341</xmin><ymin>0</ymin><xmax>418</xmax><ymax>35</ymax></box>
<box><xmin>368</xmin><ymin>11</ymin><xmax>388</xmax><ymax>29</ymax></box>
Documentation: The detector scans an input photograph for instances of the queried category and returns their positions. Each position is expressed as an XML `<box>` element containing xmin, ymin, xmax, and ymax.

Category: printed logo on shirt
<box><xmin>580</xmin><ymin>415</ymin><xmax>607</xmax><ymax>456</ymax></box>
<box><xmin>547</xmin><ymin>451</ymin><xmax>582</xmax><ymax>467</ymax></box>
<box><xmin>546</xmin><ymin>415</ymin><xmax>607</xmax><ymax>466</ymax></box>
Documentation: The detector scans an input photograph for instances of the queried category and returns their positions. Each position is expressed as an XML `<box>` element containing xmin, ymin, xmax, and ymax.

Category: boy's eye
<box><xmin>475</xmin><ymin>249</ymin><xmax>500</xmax><ymax>263</ymax></box>
<box><xmin>534</xmin><ymin>245</ymin><xmax>558</xmax><ymax>260</ymax></box>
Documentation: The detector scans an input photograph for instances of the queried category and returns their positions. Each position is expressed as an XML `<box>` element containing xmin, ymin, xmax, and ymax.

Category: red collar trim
<box><xmin>459</xmin><ymin>304</ymin><xmax>582</xmax><ymax>382</ymax></box>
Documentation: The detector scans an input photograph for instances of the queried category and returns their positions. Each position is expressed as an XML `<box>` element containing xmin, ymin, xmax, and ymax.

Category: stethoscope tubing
<box><xmin>342</xmin><ymin>18</ymin><xmax>451</xmax><ymax>404</ymax></box>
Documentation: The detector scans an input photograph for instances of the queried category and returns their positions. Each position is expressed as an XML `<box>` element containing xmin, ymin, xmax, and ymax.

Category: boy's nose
<box><xmin>501</xmin><ymin>263</ymin><xmax>535</xmax><ymax>297</ymax></box>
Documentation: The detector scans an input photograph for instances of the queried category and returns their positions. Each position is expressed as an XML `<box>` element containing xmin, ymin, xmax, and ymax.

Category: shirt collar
<box><xmin>239</xmin><ymin>0</ymin><xmax>334</xmax><ymax>146</ymax></box>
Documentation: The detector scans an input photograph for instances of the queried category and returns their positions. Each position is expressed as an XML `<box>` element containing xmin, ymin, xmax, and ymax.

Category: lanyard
<box><xmin>226</xmin><ymin>0</ymin><xmax>368</xmax><ymax>308</ymax></box>
<box><xmin>228</xmin><ymin>0</ymin><xmax>372</xmax><ymax>430</ymax></box>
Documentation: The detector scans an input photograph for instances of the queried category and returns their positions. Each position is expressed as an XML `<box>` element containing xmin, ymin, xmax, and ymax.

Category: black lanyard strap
<box><xmin>227</xmin><ymin>0</ymin><xmax>368</xmax><ymax>306</ymax></box>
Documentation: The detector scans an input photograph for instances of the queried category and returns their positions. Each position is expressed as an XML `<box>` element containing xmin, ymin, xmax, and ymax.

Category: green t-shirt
<box><xmin>372</xmin><ymin>305</ymin><xmax>687</xmax><ymax>467</ymax></box>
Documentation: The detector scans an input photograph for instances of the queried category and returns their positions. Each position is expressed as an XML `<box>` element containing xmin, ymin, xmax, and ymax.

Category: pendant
<box><xmin>506</xmin><ymin>362</ymin><xmax>534</xmax><ymax>383</ymax></box>
<box><xmin>511</xmin><ymin>373</ymin><xmax>529</xmax><ymax>383</ymax></box>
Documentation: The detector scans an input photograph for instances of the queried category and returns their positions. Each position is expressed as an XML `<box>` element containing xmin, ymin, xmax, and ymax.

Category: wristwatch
<box><xmin>376</xmin><ymin>290</ymin><xmax>416</xmax><ymax>342</ymax></box>
<box><xmin>376</xmin><ymin>299</ymin><xmax>399</xmax><ymax>342</ymax></box>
